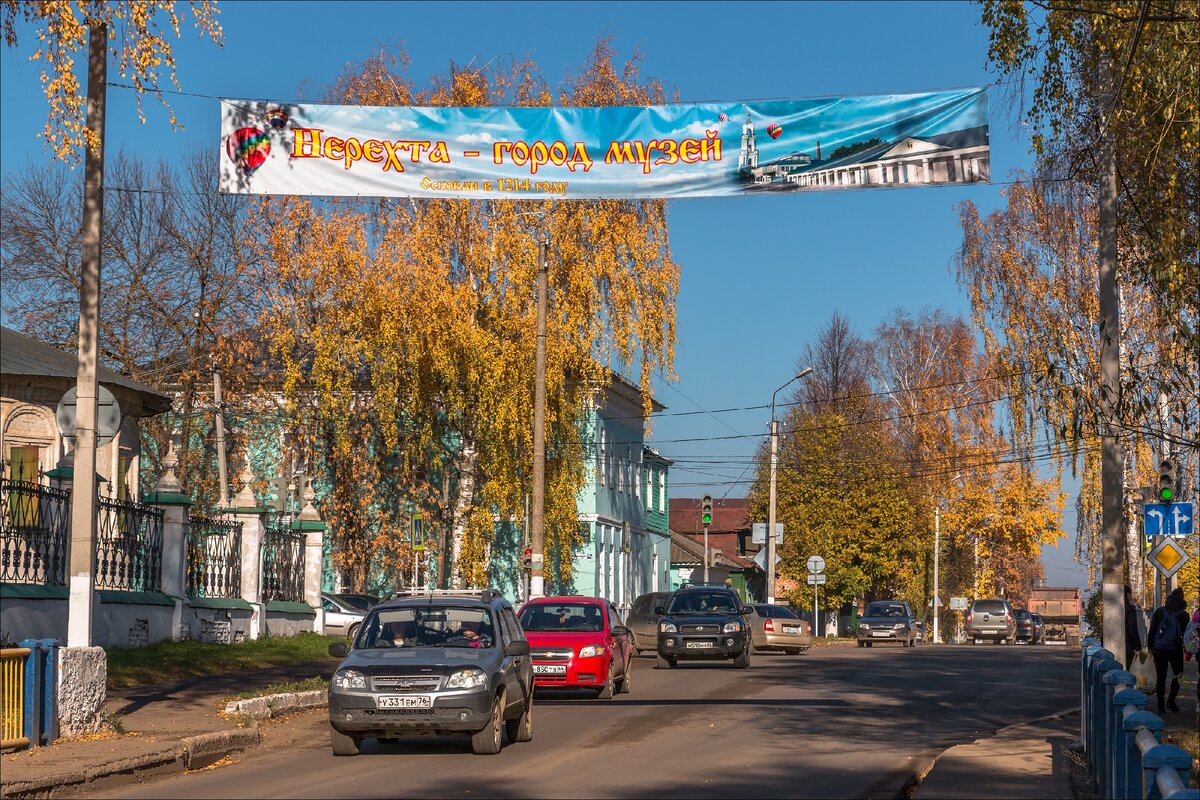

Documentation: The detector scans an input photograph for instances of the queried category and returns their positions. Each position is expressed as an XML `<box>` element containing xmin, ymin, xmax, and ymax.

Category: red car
<box><xmin>517</xmin><ymin>596</ymin><xmax>634</xmax><ymax>699</ymax></box>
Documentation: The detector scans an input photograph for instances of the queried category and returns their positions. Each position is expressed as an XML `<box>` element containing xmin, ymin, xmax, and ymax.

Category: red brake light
<box><xmin>966</xmin><ymin>613</ymin><xmax>973</xmax><ymax>624</ymax></box>
<box><xmin>764</xmin><ymin>619</ymin><xmax>775</xmax><ymax>633</ymax></box>
<box><xmin>1006</xmin><ymin>614</ymin><xmax>1013</xmax><ymax>623</ymax></box>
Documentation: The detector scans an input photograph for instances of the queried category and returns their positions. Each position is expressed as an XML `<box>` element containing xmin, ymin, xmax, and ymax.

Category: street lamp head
<box><xmin>796</xmin><ymin>366</ymin><xmax>813</xmax><ymax>379</ymax></box>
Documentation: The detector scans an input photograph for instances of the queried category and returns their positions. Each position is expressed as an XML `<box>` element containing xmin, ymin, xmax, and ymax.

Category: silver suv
<box><xmin>965</xmin><ymin>598</ymin><xmax>1016</xmax><ymax>644</ymax></box>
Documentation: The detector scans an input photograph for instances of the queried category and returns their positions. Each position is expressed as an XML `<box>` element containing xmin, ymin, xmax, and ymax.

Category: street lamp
<box><xmin>767</xmin><ymin>366</ymin><xmax>812</xmax><ymax>604</ymax></box>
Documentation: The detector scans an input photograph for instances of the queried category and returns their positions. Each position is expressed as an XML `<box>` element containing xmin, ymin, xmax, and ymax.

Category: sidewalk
<box><xmin>0</xmin><ymin>659</ymin><xmax>339</xmax><ymax>799</ymax></box>
<box><xmin>914</xmin><ymin>709</ymin><xmax>1081</xmax><ymax>800</ymax></box>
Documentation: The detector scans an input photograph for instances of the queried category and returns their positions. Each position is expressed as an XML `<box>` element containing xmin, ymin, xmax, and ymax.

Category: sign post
<box><xmin>806</xmin><ymin>556</ymin><xmax>825</xmax><ymax>635</ymax></box>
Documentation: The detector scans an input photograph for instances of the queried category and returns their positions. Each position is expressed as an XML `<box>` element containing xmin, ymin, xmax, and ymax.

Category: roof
<box><xmin>668</xmin><ymin>531</ymin><xmax>757</xmax><ymax>571</ymax></box>
<box><xmin>669</xmin><ymin>497</ymin><xmax>751</xmax><ymax>534</ymax></box>
<box><xmin>1</xmin><ymin>325</ymin><xmax>172</xmax><ymax>413</ymax></box>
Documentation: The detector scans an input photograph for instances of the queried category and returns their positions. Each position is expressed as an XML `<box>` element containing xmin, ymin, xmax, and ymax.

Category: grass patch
<box><xmin>229</xmin><ymin>675</ymin><xmax>328</xmax><ymax>701</ymax></box>
<box><xmin>106</xmin><ymin>632</ymin><xmax>342</xmax><ymax>689</ymax></box>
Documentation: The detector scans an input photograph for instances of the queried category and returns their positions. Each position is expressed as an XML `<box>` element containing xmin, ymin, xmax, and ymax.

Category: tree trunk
<box><xmin>449</xmin><ymin>438</ymin><xmax>478</xmax><ymax>589</ymax></box>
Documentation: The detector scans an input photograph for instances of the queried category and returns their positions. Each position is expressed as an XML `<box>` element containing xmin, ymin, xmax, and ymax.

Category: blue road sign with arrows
<box><xmin>1143</xmin><ymin>502</ymin><xmax>1194</xmax><ymax>536</ymax></box>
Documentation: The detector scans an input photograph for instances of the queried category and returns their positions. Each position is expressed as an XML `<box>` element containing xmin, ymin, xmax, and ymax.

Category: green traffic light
<box><xmin>1158</xmin><ymin>486</ymin><xmax>1174</xmax><ymax>502</ymax></box>
<box><xmin>702</xmin><ymin>513</ymin><xmax>712</xmax><ymax>524</ymax></box>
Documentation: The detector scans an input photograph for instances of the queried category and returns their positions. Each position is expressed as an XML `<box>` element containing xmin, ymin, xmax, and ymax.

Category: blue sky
<box><xmin>0</xmin><ymin>1</ymin><xmax>1087</xmax><ymax>588</ymax></box>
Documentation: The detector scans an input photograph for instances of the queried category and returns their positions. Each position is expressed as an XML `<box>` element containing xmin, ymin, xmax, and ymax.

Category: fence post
<box><xmin>1087</xmin><ymin>651</ymin><xmax>1117</xmax><ymax>782</ymax></box>
<box><xmin>1102</xmin><ymin>669</ymin><xmax>1134</xmax><ymax>797</ymax></box>
<box><xmin>1142</xmin><ymin>744</ymin><xmax>1192</xmax><ymax>800</ymax></box>
<box><xmin>231</xmin><ymin>455</ymin><xmax>267</xmax><ymax>640</ymax></box>
<box><xmin>1111</xmin><ymin>687</ymin><xmax>1147</xmax><ymax>799</ymax></box>
<box><xmin>1081</xmin><ymin>638</ymin><xmax>1101</xmax><ymax>753</ymax></box>
<box><xmin>1123</xmin><ymin>709</ymin><xmax>1161</xmax><ymax>800</ymax></box>
<box><xmin>18</xmin><ymin>639</ymin><xmax>42</xmax><ymax>747</ymax></box>
<box><xmin>145</xmin><ymin>437</ymin><xmax>193</xmax><ymax>641</ymax></box>
<box><xmin>297</xmin><ymin>477</ymin><xmax>326</xmax><ymax>634</ymax></box>
<box><xmin>38</xmin><ymin>639</ymin><xmax>58</xmax><ymax>744</ymax></box>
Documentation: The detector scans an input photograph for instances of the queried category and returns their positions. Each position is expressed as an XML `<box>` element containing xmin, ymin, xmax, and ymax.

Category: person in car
<box><xmin>381</xmin><ymin>621</ymin><xmax>415</xmax><ymax>646</ymax></box>
<box><xmin>453</xmin><ymin>619</ymin><xmax>493</xmax><ymax>646</ymax></box>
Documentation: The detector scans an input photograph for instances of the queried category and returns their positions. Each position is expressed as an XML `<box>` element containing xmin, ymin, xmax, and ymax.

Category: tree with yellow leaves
<box><xmin>246</xmin><ymin>41</ymin><xmax>679</xmax><ymax>591</ymax></box>
<box><xmin>2</xmin><ymin>1</ymin><xmax>222</xmax><ymax>161</ymax></box>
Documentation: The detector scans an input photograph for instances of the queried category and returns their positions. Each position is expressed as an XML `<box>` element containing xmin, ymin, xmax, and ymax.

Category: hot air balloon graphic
<box><xmin>718</xmin><ymin>112</ymin><xmax>729</xmax><ymax>123</ymax></box>
<box><xmin>264</xmin><ymin>108</ymin><xmax>290</xmax><ymax>131</ymax></box>
<box><xmin>766</xmin><ymin>123</ymin><xmax>783</xmax><ymax>140</ymax></box>
<box><xmin>226</xmin><ymin>127</ymin><xmax>271</xmax><ymax>177</ymax></box>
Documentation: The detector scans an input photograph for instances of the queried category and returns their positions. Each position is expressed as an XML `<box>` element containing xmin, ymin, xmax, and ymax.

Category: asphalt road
<box><xmin>96</xmin><ymin>643</ymin><xmax>1078</xmax><ymax>800</ymax></box>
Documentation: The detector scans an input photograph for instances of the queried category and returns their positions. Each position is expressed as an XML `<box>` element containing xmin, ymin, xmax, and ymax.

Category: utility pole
<box><xmin>67</xmin><ymin>23</ymin><xmax>107</xmax><ymax>649</ymax></box>
<box><xmin>973</xmin><ymin>531</ymin><xmax>979</xmax><ymax>600</ymax></box>
<box><xmin>1097</xmin><ymin>59</ymin><xmax>1126</xmax><ymax>667</ymax></box>
<box><xmin>768</xmin><ymin>367</ymin><xmax>811</xmax><ymax>604</ymax></box>
<box><xmin>933</xmin><ymin>503</ymin><xmax>940</xmax><ymax>644</ymax></box>
<box><xmin>213</xmin><ymin>358</ymin><xmax>229</xmax><ymax>508</ymax></box>
<box><xmin>529</xmin><ymin>230</ymin><xmax>549</xmax><ymax>599</ymax></box>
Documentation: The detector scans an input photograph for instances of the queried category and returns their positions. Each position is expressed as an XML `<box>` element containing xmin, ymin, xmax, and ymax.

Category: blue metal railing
<box><xmin>0</xmin><ymin>639</ymin><xmax>57</xmax><ymax>751</ymax></box>
<box><xmin>1081</xmin><ymin>638</ymin><xmax>1197</xmax><ymax>799</ymax></box>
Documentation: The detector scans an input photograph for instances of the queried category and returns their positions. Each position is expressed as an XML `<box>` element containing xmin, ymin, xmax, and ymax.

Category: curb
<box><xmin>0</xmin><ymin>728</ymin><xmax>260</xmax><ymax>800</ymax></box>
<box><xmin>224</xmin><ymin>689</ymin><xmax>328</xmax><ymax>720</ymax></box>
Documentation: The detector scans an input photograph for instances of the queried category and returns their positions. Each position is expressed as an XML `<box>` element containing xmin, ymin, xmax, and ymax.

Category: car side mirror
<box><xmin>611</xmin><ymin>625</ymin><xmax>630</xmax><ymax>637</ymax></box>
<box><xmin>654</xmin><ymin>606</ymin><xmax>665</xmax><ymax>615</ymax></box>
<box><xmin>742</xmin><ymin>606</ymin><xmax>755</xmax><ymax>616</ymax></box>
<box><xmin>505</xmin><ymin>641</ymin><xmax>531</xmax><ymax>657</ymax></box>
<box><xmin>328</xmin><ymin>641</ymin><xmax>348</xmax><ymax>658</ymax></box>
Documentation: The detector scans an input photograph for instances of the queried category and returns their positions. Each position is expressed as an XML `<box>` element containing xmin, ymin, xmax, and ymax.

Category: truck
<box><xmin>1028</xmin><ymin>586</ymin><xmax>1082</xmax><ymax>644</ymax></box>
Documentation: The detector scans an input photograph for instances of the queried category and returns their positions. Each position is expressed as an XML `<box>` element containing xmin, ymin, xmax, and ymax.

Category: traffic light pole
<box><xmin>767</xmin><ymin>368</ymin><xmax>810</xmax><ymax>605</ymax></box>
<box><xmin>703</xmin><ymin>523</ymin><xmax>709</xmax><ymax>584</ymax></box>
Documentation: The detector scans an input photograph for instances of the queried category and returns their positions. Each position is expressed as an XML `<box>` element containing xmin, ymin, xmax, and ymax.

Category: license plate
<box><xmin>686</xmin><ymin>640</ymin><xmax>714</xmax><ymax>649</ymax></box>
<box><xmin>533</xmin><ymin>664</ymin><xmax>567</xmax><ymax>675</ymax></box>
<box><xmin>376</xmin><ymin>694</ymin><xmax>432</xmax><ymax>709</ymax></box>
<box><xmin>782</xmin><ymin>626</ymin><xmax>799</xmax><ymax>634</ymax></box>
<box><xmin>872</xmin><ymin>631</ymin><xmax>892</xmax><ymax>637</ymax></box>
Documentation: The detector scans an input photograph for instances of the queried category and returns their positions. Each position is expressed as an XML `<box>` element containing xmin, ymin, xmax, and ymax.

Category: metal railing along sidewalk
<box><xmin>1081</xmin><ymin>638</ymin><xmax>1197</xmax><ymax>799</ymax></box>
<box><xmin>0</xmin><ymin>640</ymin><xmax>58</xmax><ymax>752</ymax></box>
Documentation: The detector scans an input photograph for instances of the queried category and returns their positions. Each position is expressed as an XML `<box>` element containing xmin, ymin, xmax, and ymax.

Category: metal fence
<box><xmin>0</xmin><ymin>479</ymin><xmax>69</xmax><ymax>586</ymax></box>
<box><xmin>261</xmin><ymin>520</ymin><xmax>305</xmax><ymax>603</ymax></box>
<box><xmin>186</xmin><ymin>514</ymin><xmax>243</xmax><ymax>598</ymax></box>
<box><xmin>0</xmin><ymin>639</ymin><xmax>57</xmax><ymax>752</ymax></box>
<box><xmin>95</xmin><ymin>497</ymin><xmax>164</xmax><ymax>592</ymax></box>
<box><xmin>1080</xmin><ymin>639</ymin><xmax>1197</xmax><ymax>800</ymax></box>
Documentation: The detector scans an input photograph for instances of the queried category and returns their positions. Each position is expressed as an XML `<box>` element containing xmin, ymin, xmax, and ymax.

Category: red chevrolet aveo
<box><xmin>517</xmin><ymin>596</ymin><xmax>634</xmax><ymax>699</ymax></box>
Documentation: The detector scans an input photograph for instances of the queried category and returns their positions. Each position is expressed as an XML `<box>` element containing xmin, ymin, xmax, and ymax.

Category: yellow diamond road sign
<box><xmin>1147</xmin><ymin>537</ymin><xmax>1191</xmax><ymax>579</ymax></box>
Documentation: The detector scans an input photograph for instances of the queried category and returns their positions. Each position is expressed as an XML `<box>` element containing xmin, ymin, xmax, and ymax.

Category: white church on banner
<box><xmin>737</xmin><ymin>113</ymin><xmax>990</xmax><ymax>191</ymax></box>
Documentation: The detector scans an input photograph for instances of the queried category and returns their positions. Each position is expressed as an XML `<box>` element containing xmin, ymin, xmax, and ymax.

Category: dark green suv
<box><xmin>327</xmin><ymin>589</ymin><xmax>533</xmax><ymax>755</ymax></box>
<box><xmin>655</xmin><ymin>586</ymin><xmax>753</xmax><ymax>669</ymax></box>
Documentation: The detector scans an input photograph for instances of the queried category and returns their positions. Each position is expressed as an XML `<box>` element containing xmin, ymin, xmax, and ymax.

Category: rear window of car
<box><xmin>865</xmin><ymin>603</ymin><xmax>907</xmax><ymax>617</ymax></box>
<box><xmin>772</xmin><ymin>606</ymin><xmax>799</xmax><ymax>619</ymax></box>
<box><xmin>972</xmin><ymin>600</ymin><xmax>1008</xmax><ymax>614</ymax></box>
<box><xmin>519</xmin><ymin>602</ymin><xmax>605</xmax><ymax>632</ymax></box>
<box><xmin>667</xmin><ymin>592</ymin><xmax>740</xmax><ymax>614</ymax></box>
<box><xmin>1014</xmin><ymin>609</ymin><xmax>1031</xmax><ymax>619</ymax></box>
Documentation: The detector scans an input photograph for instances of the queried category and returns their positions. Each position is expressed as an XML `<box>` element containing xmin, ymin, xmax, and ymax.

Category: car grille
<box><xmin>372</xmin><ymin>676</ymin><xmax>442</xmax><ymax>692</ymax></box>
<box><xmin>531</xmin><ymin>649</ymin><xmax>574</xmax><ymax>661</ymax></box>
<box><xmin>682</xmin><ymin>624</ymin><xmax>719</xmax><ymax>634</ymax></box>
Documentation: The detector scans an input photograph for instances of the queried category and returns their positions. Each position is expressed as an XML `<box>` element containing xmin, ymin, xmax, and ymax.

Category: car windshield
<box><xmin>356</xmin><ymin>606</ymin><xmax>495</xmax><ymax>649</ymax></box>
<box><xmin>667</xmin><ymin>592</ymin><xmax>739</xmax><ymax>615</ymax></box>
<box><xmin>865</xmin><ymin>603</ymin><xmax>906</xmax><ymax>617</ymax></box>
<box><xmin>519</xmin><ymin>603</ymin><xmax>605</xmax><ymax>632</ymax></box>
<box><xmin>973</xmin><ymin>600</ymin><xmax>1007</xmax><ymax>614</ymax></box>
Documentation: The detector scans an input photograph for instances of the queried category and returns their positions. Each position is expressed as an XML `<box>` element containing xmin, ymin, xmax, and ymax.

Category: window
<box><xmin>6</xmin><ymin>446</ymin><xmax>40</xmax><ymax>482</ymax></box>
<box><xmin>598</xmin><ymin>428</ymin><xmax>606</xmax><ymax>485</ymax></box>
<box><xmin>645</xmin><ymin>466</ymin><xmax>654</xmax><ymax>511</ymax></box>
<box><xmin>658</xmin><ymin>472</ymin><xmax>665</xmax><ymax>512</ymax></box>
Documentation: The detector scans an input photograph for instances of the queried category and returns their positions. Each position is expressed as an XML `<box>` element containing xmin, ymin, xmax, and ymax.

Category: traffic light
<box><xmin>522</xmin><ymin>547</ymin><xmax>533</xmax><ymax>570</ymax></box>
<box><xmin>1157</xmin><ymin>459</ymin><xmax>1178</xmax><ymax>502</ymax></box>
<box><xmin>701</xmin><ymin>495</ymin><xmax>713</xmax><ymax>526</ymax></box>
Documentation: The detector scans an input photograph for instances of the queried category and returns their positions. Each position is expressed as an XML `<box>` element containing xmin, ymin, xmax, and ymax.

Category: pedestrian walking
<box><xmin>1123</xmin><ymin>584</ymin><xmax>1143</xmax><ymax>671</ymax></box>
<box><xmin>1146</xmin><ymin>587</ymin><xmax>1190</xmax><ymax>714</ymax></box>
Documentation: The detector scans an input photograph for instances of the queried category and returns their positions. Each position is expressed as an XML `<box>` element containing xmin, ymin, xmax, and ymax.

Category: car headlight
<box><xmin>859</xmin><ymin>623</ymin><xmax>870</xmax><ymax>630</ymax></box>
<box><xmin>332</xmin><ymin>669</ymin><xmax>367</xmax><ymax>690</ymax></box>
<box><xmin>579</xmin><ymin>645</ymin><xmax>606</xmax><ymax>658</ymax></box>
<box><xmin>446</xmin><ymin>668</ymin><xmax>488</xmax><ymax>690</ymax></box>
<box><xmin>723</xmin><ymin>621</ymin><xmax>742</xmax><ymax>633</ymax></box>
<box><xmin>660</xmin><ymin>622</ymin><xmax>677</xmax><ymax>633</ymax></box>
<box><xmin>893</xmin><ymin>623</ymin><xmax>907</xmax><ymax>629</ymax></box>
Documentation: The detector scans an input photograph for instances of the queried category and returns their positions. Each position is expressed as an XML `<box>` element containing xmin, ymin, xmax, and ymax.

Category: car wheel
<box><xmin>857</xmin><ymin>640</ymin><xmax>865</xmax><ymax>648</ymax></box>
<box><xmin>505</xmin><ymin>691</ymin><xmax>533</xmax><ymax>743</ymax></box>
<box><xmin>471</xmin><ymin>691</ymin><xmax>505</xmax><ymax>755</ymax></box>
<box><xmin>656</xmin><ymin>653</ymin><xmax>675</xmax><ymax>669</ymax></box>
<box><xmin>865</xmin><ymin>642</ymin><xmax>873</xmax><ymax>648</ymax></box>
<box><xmin>347</xmin><ymin>623</ymin><xmax>360</xmax><ymax>641</ymax></box>
<box><xmin>330</xmin><ymin>723</ymin><xmax>361</xmax><ymax>757</ymax></box>
<box><xmin>733</xmin><ymin>648</ymin><xmax>751</xmax><ymax>669</ymax></box>
<box><xmin>596</xmin><ymin>664</ymin><xmax>616</xmax><ymax>699</ymax></box>
<box><xmin>618</xmin><ymin>660</ymin><xmax>632</xmax><ymax>694</ymax></box>
<box><xmin>785</xmin><ymin>648</ymin><xmax>800</xmax><ymax>655</ymax></box>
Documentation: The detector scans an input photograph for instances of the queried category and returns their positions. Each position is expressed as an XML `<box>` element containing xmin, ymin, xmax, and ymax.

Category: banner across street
<box><xmin>219</xmin><ymin>88</ymin><xmax>989</xmax><ymax>200</ymax></box>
